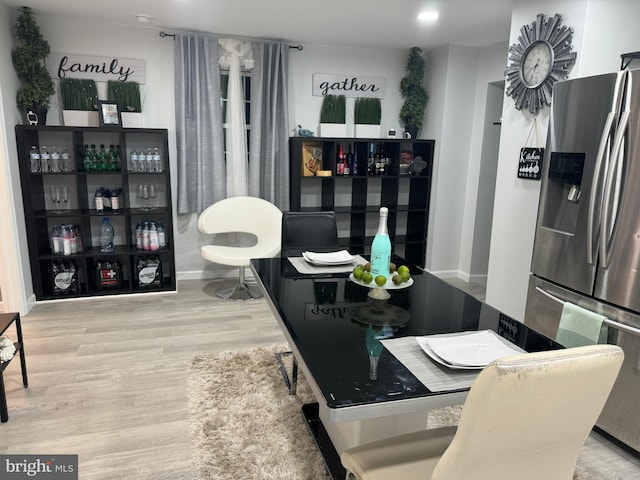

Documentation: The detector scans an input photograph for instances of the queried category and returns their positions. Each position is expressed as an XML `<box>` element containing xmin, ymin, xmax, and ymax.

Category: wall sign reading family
<box><xmin>312</xmin><ymin>74</ymin><xmax>385</xmax><ymax>98</ymax></box>
<box><xmin>46</xmin><ymin>53</ymin><xmax>146</xmax><ymax>83</ymax></box>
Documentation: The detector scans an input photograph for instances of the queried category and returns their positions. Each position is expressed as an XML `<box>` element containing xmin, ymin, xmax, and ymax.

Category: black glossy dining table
<box><xmin>250</xmin><ymin>256</ymin><xmax>559</xmax><ymax>478</ymax></box>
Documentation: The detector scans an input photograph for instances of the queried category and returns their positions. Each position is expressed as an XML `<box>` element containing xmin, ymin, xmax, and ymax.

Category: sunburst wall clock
<box><xmin>505</xmin><ymin>13</ymin><xmax>577</xmax><ymax>115</ymax></box>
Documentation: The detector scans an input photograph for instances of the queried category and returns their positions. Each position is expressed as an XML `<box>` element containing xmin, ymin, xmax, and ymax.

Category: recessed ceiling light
<box><xmin>417</xmin><ymin>11</ymin><xmax>439</xmax><ymax>22</ymax></box>
<box><xmin>136</xmin><ymin>14</ymin><xmax>152</xmax><ymax>24</ymax></box>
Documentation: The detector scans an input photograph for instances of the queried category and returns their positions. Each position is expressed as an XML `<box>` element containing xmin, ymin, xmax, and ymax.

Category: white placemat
<box><xmin>288</xmin><ymin>255</ymin><xmax>367</xmax><ymax>275</ymax></box>
<box><xmin>381</xmin><ymin>336</ymin><xmax>479</xmax><ymax>392</ymax></box>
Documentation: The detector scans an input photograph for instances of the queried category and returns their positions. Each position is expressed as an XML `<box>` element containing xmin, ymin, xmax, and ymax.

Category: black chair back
<box><xmin>281</xmin><ymin>211</ymin><xmax>339</xmax><ymax>257</ymax></box>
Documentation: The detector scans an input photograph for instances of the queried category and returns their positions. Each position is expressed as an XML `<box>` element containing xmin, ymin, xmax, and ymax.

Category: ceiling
<box><xmin>3</xmin><ymin>0</ymin><xmax>514</xmax><ymax>50</ymax></box>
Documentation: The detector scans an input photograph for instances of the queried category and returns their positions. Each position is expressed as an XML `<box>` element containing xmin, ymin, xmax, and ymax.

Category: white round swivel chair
<box><xmin>197</xmin><ymin>196</ymin><xmax>282</xmax><ymax>300</ymax></box>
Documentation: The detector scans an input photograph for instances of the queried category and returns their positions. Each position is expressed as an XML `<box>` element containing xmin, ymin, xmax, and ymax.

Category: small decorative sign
<box><xmin>518</xmin><ymin>147</ymin><xmax>544</xmax><ymax>180</ymax></box>
<box><xmin>47</xmin><ymin>53</ymin><xmax>146</xmax><ymax>83</ymax></box>
<box><xmin>313</xmin><ymin>74</ymin><xmax>385</xmax><ymax>98</ymax></box>
<box><xmin>518</xmin><ymin>119</ymin><xmax>544</xmax><ymax>180</ymax></box>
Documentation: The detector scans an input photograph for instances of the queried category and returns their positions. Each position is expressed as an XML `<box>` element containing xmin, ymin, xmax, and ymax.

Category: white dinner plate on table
<box><xmin>302</xmin><ymin>250</ymin><xmax>357</xmax><ymax>266</ymax></box>
<box><xmin>416</xmin><ymin>330</ymin><xmax>523</xmax><ymax>369</ymax></box>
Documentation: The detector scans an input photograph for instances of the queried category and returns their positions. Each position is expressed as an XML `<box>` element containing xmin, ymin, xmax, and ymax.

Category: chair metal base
<box><xmin>216</xmin><ymin>281</ymin><xmax>263</xmax><ymax>300</ymax></box>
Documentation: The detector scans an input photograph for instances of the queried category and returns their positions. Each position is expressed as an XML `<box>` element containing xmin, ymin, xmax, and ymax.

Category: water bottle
<box><xmin>95</xmin><ymin>187</ymin><xmax>104</xmax><ymax>213</ymax></box>
<box><xmin>370</xmin><ymin>207</ymin><xmax>392</xmax><ymax>280</ymax></box>
<box><xmin>145</xmin><ymin>147</ymin><xmax>154</xmax><ymax>172</ymax></box>
<box><xmin>29</xmin><ymin>145</ymin><xmax>40</xmax><ymax>172</ymax></box>
<box><xmin>111</xmin><ymin>188</ymin><xmax>120</xmax><ymax>211</ymax></box>
<box><xmin>157</xmin><ymin>222</ymin><xmax>167</xmax><ymax>248</ymax></box>
<box><xmin>50</xmin><ymin>146</ymin><xmax>60</xmax><ymax>172</ymax></box>
<box><xmin>149</xmin><ymin>222</ymin><xmax>160</xmax><ymax>251</ymax></box>
<box><xmin>142</xmin><ymin>221</ymin><xmax>150</xmax><ymax>250</ymax></box>
<box><xmin>130</xmin><ymin>149</ymin><xmax>139</xmax><ymax>172</ymax></box>
<box><xmin>62</xmin><ymin>224</ymin><xmax>72</xmax><ymax>256</ymax></box>
<box><xmin>50</xmin><ymin>225</ymin><xmax>63</xmax><ymax>255</ymax></box>
<box><xmin>135</xmin><ymin>222</ymin><xmax>144</xmax><ymax>249</ymax></box>
<box><xmin>99</xmin><ymin>217</ymin><xmax>115</xmax><ymax>252</ymax></box>
<box><xmin>153</xmin><ymin>147</ymin><xmax>161</xmax><ymax>172</ymax></box>
<box><xmin>61</xmin><ymin>146</ymin><xmax>71</xmax><ymax>172</ymax></box>
<box><xmin>40</xmin><ymin>145</ymin><xmax>50</xmax><ymax>172</ymax></box>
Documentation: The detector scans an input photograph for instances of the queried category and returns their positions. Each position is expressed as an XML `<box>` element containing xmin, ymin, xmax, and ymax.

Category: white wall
<box><xmin>459</xmin><ymin>42</ymin><xmax>507</xmax><ymax>282</ymax></box>
<box><xmin>0</xmin><ymin>3</ymin><xmax>32</xmax><ymax>314</ymax></box>
<box><xmin>289</xmin><ymin>44</ymin><xmax>406</xmax><ymax>138</ymax></box>
<box><xmin>485</xmin><ymin>0</ymin><xmax>640</xmax><ymax>320</ymax></box>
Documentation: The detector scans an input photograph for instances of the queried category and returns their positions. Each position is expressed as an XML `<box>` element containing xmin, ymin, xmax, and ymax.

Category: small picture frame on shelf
<box><xmin>97</xmin><ymin>101</ymin><xmax>121</xmax><ymax>127</ymax></box>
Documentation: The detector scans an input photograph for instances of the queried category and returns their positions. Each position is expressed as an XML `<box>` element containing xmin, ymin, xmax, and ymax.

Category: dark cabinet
<box><xmin>15</xmin><ymin>125</ymin><xmax>176</xmax><ymax>300</ymax></box>
<box><xmin>289</xmin><ymin>137</ymin><xmax>434</xmax><ymax>268</ymax></box>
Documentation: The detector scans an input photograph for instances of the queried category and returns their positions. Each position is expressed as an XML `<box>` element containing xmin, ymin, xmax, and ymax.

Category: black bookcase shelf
<box><xmin>15</xmin><ymin>125</ymin><xmax>176</xmax><ymax>300</ymax></box>
<box><xmin>289</xmin><ymin>137</ymin><xmax>434</xmax><ymax>268</ymax></box>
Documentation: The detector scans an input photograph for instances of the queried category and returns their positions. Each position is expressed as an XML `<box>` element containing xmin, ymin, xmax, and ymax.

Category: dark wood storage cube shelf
<box><xmin>289</xmin><ymin>137</ymin><xmax>434</xmax><ymax>268</ymax></box>
<box><xmin>15</xmin><ymin>125</ymin><xmax>176</xmax><ymax>300</ymax></box>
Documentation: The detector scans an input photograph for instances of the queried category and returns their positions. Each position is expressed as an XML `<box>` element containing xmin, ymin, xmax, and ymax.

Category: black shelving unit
<box><xmin>289</xmin><ymin>136</ymin><xmax>434</xmax><ymax>268</ymax></box>
<box><xmin>15</xmin><ymin>125</ymin><xmax>176</xmax><ymax>300</ymax></box>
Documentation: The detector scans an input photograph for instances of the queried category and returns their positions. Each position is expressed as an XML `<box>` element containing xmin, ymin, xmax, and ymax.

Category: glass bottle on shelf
<box><xmin>368</xmin><ymin>144</ymin><xmax>376</xmax><ymax>176</ymax></box>
<box><xmin>82</xmin><ymin>144</ymin><xmax>92</xmax><ymax>172</ymax></box>
<box><xmin>95</xmin><ymin>187</ymin><xmax>104</xmax><ymax>213</ymax></box>
<box><xmin>346</xmin><ymin>145</ymin><xmax>355</xmax><ymax>176</ymax></box>
<box><xmin>130</xmin><ymin>149</ymin><xmax>139</xmax><ymax>172</ymax></box>
<box><xmin>370</xmin><ymin>207</ymin><xmax>391</xmax><ymax>280</ymax></box>
<box><xmin>336</xmin><ymin>145</ymin><xmax>345</xmax><ymax>176</ymax></box>
<box><xmin>98</xmin><ymin>144</ymin><xmax>108</xmax><ymax>171</ymax></box>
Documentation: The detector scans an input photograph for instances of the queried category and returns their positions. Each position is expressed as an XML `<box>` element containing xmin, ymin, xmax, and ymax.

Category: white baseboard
<box><xmin>427</xmin><ymin>269</ymin><xmax>487</xmax><ymax>286</ymax></box>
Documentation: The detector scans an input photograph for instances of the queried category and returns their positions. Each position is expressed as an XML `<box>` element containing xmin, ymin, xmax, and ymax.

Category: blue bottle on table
<box><xmin>370</xmin><ymin>207</ymin><xmax>391</xmax><ymax>281</ymax></box>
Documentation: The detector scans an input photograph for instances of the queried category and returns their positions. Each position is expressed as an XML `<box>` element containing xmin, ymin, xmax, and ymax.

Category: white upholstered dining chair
<box><xmin>341</xmin><ymin>344</ymin><xmax>624</xmax><ymax>480</ymax></box>
<box><xmin>197</xmin><ymin>196</ymin><xmax>282</xmax><ymax>300</ymax></box>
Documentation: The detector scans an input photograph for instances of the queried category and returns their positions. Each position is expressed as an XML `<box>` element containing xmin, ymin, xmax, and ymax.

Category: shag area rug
<box><xmin>187</xmin><ymin>344</ymin><xmax>594</xmax><ymax>480</ymax></box>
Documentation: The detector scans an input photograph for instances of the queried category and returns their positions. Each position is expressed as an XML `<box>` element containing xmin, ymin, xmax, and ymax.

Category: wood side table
<box><xmin>0</xmin><ymin>312</ymin><xmax>28</xmax><ymax>422</ymax></box>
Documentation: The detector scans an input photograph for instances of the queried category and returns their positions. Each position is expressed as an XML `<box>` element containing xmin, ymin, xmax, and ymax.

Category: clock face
<box><xmin>504</xmin><ymin>13</ymin><xmax>577</xmax><ymax>115</ymax></box>
<box><xmin>521</xmin><ymin>41</ymin><xmax>553</xmax><ymax>88</ymax></box>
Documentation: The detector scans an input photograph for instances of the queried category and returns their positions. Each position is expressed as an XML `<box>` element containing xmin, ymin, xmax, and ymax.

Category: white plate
<box><xmin>416</xmin><ymin>337</ymin><xmax>482</xmax><ymax>370</ymax></box>
<box><xmin>302</xmin><ymin>250</ymin><xmax>357</xmax><ymax>265</ymax></box>
<box><xmin>424</xmin><ymin>330</ymin><xmax>523</xmax><ymax>367</ymax></box>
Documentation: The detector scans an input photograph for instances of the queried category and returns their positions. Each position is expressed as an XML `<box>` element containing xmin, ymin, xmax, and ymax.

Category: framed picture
<box><xmin>98</xmin><ymin>101</ymin><xmax>121</xmax><ymax>127</ymax></box>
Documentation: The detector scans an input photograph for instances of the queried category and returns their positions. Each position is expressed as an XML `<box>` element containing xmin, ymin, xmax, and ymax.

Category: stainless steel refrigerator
<box><xmin>525</xmin><ymin>69</ymin><xmax>640</xmax><ymax>453</ymax></box>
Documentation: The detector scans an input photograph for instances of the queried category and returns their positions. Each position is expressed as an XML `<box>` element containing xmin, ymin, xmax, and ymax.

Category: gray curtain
<box><xmin>175</xmin><ymin>34</ymin><xmax>226</xmax><ymax>214</ymax></box>
<box><xmin>249</xmin><ymin>42</ymin><xmax>290</xmax><ymax>210</ymax></box>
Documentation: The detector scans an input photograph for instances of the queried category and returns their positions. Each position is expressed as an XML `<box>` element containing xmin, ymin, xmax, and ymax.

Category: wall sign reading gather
<box><xmin>46</xmin><ymin>53</ymin><xmax>146</xmax><ymax>83</ymax></box>
<box><xmin>312</xmin><ymin>74</ymin><xmax>385</xmax><ymax>98</ymax></box>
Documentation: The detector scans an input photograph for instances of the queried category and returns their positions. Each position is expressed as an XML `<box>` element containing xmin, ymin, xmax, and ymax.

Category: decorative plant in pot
<box><xmin>399</xmin><ymin>47</ymin><xmax>428</xmax><ymax>139</ymax></box>
<box><xmin>11</xmin><ymin>6</ymin><xmax>55</xmax><ymax>125</ymax></box>
<box><xmin>60</xmin><ymin>78</ymin><xmax>99</xmax><ymax>126</ymax></box>
<box><xmin>354</xmin><ymin>97</ymin><xmax>382</xmax><ymax>138</ymax></box>
<box><xmin>319</xmin><ymin>94</ymin><xmax>346</xmax><ymax>137</ymax></box>
<box><xmin>108</xmin><ymin>80</ymin><xmax>143</xmax><ymax>128</ymax></box>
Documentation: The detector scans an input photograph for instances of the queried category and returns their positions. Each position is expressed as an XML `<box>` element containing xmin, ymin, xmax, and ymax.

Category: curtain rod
<box><xmin>159</xmin><ymin>31</ymin><xmax>303</xmax><ymax>50</ymax></box>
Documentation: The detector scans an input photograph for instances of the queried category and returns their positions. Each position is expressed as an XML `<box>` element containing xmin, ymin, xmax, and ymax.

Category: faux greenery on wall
<box><xmin>320</xmin><ymin>95</ymin><xmax>346</xmax><ymax>124</ymax></box>
<box><xmin>399</xmin><ymin>47</ymin><xmax>428</xmax><ymax>131</ymax></box>
<box><xmin>107</xmin><ymin>80</ymin><xmax>142</xmax><ymax>113</ymax></box>
<box><xmin>354</xmin><ymin>98</ymin><xmax>381</xmax><ymax>125</ymax></box>
<box><xmin>11</xmin><ymin>6</ymin><xmax>55</xmax><ymax>111</ymax></box>
<box><xmin>60</xmin><ymin>78</ymin><xmax>98</xmax><ymax>111</ymax></box>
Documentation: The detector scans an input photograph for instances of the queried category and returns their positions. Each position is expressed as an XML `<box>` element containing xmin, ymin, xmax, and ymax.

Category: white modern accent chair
<box><xmin>341</xmin><ymin>344</ymin><xmax>624</xmax><ymax>480</ymax></box>
<box><xmin>197</xmin><ymin>196</ymin><xmax>282</xmax><ymax>300</ymax></box>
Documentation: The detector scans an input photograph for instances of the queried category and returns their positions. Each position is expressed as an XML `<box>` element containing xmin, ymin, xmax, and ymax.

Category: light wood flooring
<box><xmin>1</xmin><ymin>277</ymin><xmax>638</xmax><ymax>479</ymax></box>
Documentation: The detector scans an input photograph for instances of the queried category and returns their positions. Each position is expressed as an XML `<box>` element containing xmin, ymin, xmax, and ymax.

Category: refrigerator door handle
<box><xmin>535</xmin><ymin>286</ymin><xmax>640</xmax><ymax>337</ymax></box>
<box><xmin>600</xmin><ymin>73</ymin><xmax>632</xmax><ymax>269</ymax></box>
<box><xmin>587</xmin><ymin>111</ymin><xmax>617</xmax><ymax>265</ymax></box>
<box><xmin>587</xmin><ymin>71</ymin><xmax>626</xmax><ymax>265</ymax></box>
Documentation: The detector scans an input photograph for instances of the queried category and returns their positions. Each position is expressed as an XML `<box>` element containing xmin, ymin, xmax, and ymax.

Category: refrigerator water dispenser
<box><xmin>541</xmin><ymin>152</ymin><xmax>585</xmax><ymax>234</ymax></box>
